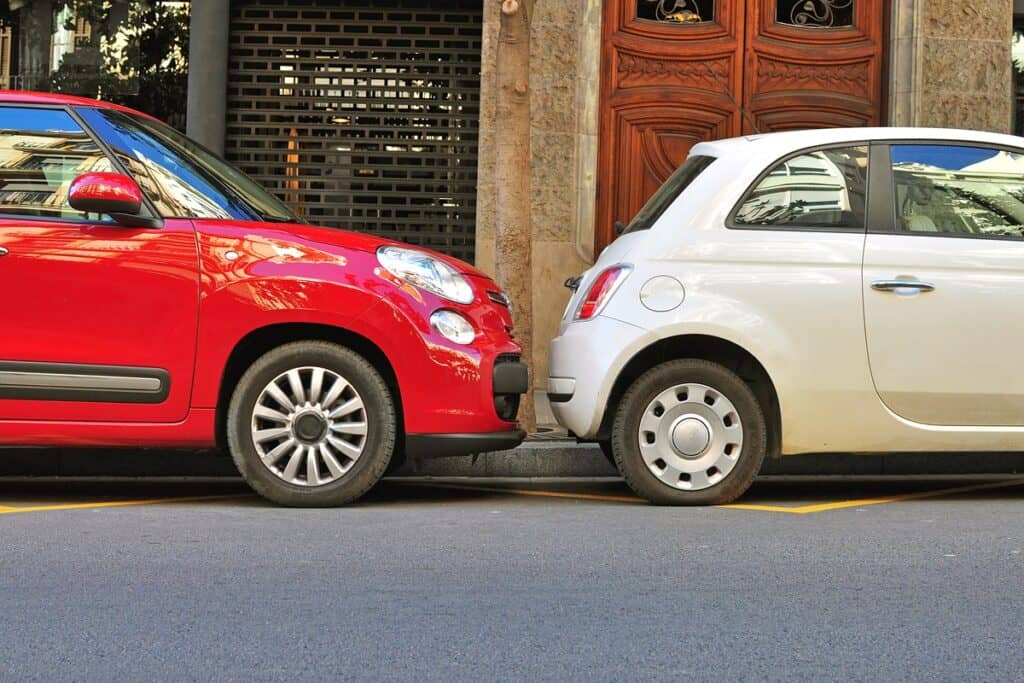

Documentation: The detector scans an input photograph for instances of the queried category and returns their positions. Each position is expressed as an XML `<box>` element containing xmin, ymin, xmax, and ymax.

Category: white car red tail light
<box><xmin>575</xmin><ymin>265</ymin><xmax>632</xmax><ymax>321</ymax></box>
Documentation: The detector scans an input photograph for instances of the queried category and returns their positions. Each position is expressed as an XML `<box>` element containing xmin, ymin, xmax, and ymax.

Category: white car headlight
<box><xmin>377</xmin><ymin>246</ymin><xmax>475</xmax><ymax>304</ymax></box>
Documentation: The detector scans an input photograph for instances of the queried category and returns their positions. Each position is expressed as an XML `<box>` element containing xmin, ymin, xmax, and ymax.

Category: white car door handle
<box><xmin>871</xmin><ymin>279</ymin><xmax>935</xmax><ymax>294</ymax></box>
<box><xmin>0</xmin><ymin>246</ymin><xmax>8</xmax><ymax>256</ymax></box>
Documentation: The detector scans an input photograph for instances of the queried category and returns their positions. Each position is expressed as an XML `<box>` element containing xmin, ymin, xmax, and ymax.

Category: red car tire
<box><xmin>226</xmin><ymin>341</ymin><xmax>397</xmax><ymax>507</ymax></box>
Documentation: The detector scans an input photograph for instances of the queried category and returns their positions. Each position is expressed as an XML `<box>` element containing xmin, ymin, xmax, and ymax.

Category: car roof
<box><xmin>0</xmin><ymin>90</ymin><xmax>157</xmax><ymax>121</ymax></box>
<box><xmin>691</xmin><ymin>127</ymin><xmax>1024</xmax><ymax>160</ymax></box>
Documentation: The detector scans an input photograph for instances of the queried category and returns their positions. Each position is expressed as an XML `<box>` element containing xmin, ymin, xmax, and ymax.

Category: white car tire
<box><xmin>612</xmin><ymin>359</ymin><xmax>766</xmax><ymax>505</ymax></box>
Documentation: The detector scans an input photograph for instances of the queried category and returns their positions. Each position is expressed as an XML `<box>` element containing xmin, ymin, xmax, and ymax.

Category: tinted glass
<box><xmin>891</xmin><ymin>144</ymin><xmax>1024</xmax><ymax>238</ymax></box>
<box><xmin>733</xmin><ymin>146</ymin><xmax>868</xmax><ymax>229</ymax></box>
<box><xmin>636</xmin><ymin>0</ymin><xmax>714</xmax><ymax>23</ymax></box>
<box><xmin>78</xmin><ymin>108</ymin><xmax>299</xmax><ymax>223</ymax></box>
<box><xmin>776</xmin><ymin>0</ymin><xmax>854</xmax><ymax>27</ymax></box>
<box><xmin>625</xmin><ymin>155</ymin><xmax>715</xmax><ymax>234</ymax></box>
<box><xmin>0</xmin><ymin>107</ymin><xmax>113</xmax><ymax>221</ymax></box>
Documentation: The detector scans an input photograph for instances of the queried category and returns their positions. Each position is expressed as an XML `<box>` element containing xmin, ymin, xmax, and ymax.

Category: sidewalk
<box><xmin>4</xmin><ymin>393</ymin><xmax>1024</xmax><ymax>478</ymax></box>
<box><xmin>4</xmin><ymin>434</ymin><xmax>1024</xmax><ymax>479</ymax></box>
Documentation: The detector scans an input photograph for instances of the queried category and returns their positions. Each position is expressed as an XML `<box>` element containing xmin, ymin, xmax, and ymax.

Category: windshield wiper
<box><xmin>254</xmin><ymin>211</ymin><xmax>300</xmax><ymax>224</ymax></box>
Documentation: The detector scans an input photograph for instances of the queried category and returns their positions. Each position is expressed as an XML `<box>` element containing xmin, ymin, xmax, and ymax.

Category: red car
<box><xmin>0</xmin><ymin>92</ymin><xmax>527</xmax><ymax>505</ymax></box>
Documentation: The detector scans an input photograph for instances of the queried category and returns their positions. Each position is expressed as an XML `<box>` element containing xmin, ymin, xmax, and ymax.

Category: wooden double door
<box><xmin>596</xmin><ymin>0</ymin><xmax>887</xmax><ymax>251</ymax></box>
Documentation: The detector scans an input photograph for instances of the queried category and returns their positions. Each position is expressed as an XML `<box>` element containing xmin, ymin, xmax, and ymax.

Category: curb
<box><xmin>3</xmin><ymin>441</ymin><xmax>1024</xmax><ymax>478</ymax></box>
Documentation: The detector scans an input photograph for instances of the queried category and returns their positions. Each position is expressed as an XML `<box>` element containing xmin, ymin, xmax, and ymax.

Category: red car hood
<box><xmin>279</xmin><ymin>222</ymin><xmax>493</xmax><ymax>280</ymax></box>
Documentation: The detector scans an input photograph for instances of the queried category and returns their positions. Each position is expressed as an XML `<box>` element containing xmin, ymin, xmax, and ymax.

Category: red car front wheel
<box><xmin>227</xmin><ymin>341</ymin><xmax>397</xmax><ymax>507</ymax></box>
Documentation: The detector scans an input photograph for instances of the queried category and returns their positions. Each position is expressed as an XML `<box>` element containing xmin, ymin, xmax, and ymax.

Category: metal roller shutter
<box><xmin>226</xmin><ymin>0</ymin><xmax>482</xmax><ymax>262</ymax></box>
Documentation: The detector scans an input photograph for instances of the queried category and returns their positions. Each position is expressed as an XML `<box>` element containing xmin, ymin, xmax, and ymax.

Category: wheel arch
<box><xmin>597</xmin><ymin>334</ymin><xmax>782</xmax><ymax>459</ymax></box>
<box><xmin>215</xmin><ymin>323</ymin><xmax>404</xmax><ymax>458</ymax></box>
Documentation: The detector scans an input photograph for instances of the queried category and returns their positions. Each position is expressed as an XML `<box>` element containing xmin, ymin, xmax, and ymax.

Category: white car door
<box><xmin>862</xmin><ymin>142</ymin><xmax>1024</xmax><ymax>426</ymax></box>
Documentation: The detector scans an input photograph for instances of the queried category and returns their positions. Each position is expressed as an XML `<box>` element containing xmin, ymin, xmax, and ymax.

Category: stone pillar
<box><xmin>890</xmin><ymin>0</ymin><xmax>1012</xmax><ymax>132</ymax></box>
<box><xmin>477</xmin><ymin>0</ymin><xmax>595</xmax><ymax>422</ymax></box>
<box><xmin>186</xmin><ymin>0</ymin><xmax>231</xmax><ymax>153</ymax></box>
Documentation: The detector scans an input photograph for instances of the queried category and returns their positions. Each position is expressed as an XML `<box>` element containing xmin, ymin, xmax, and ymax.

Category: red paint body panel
<box><xmin>189</xmin><ymin>220</ymin><xmax>520</xmax><ymax>435</ymax></box>
<box><xmin>0</xmin><ymin>217</ymin><xmax>200</xmax><ymax>423</ymax></box>
<box><xmin>0</xmin><ymin>409</ymin><xmax>216</xmax><ymax>447</ymax></box>
<box><xmin>68</xmin><ymin>172</ymin><xmax>144</xmax><ymax>215</ymax></box>
<box><xmin>0</xmin><ymin>96</ymin><xmax>522</xmax><ymax>448</ymax></box>
<box><xmin>0</xmin><ymin>90</ymin><xmax>161</xmax><ymax>120</ymax></box>
<box><xmin>190</xmin><ymin>221</ymin><xmax>389</xmax><ymax>409</ymax></box>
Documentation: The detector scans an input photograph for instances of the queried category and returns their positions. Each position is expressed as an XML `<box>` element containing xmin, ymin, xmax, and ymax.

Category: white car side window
<box><xmin>733</xmin><ymin>146</ymin><xmax>868</xmax><ymax>229</ymax></box>
<box><xmin>891</xmin><ymin>144</ymin><xmax>1024</xmax><ymax>239</ymax></box>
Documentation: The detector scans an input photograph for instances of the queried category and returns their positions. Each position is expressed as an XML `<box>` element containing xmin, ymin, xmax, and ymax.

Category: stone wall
<box><xmin>476</xmin><ymin>0</ymin><xmax>596</xmax><ymax>387</ymax></box>
<box><xmin>891</xmin><ymin>0</ymin><xmax>1013</xmax><ymax>131</ymax></box>
<box><xmin>477</xmin><ymin>0</ymin><xmax>1015</xmax><ymax>406</ymax></box>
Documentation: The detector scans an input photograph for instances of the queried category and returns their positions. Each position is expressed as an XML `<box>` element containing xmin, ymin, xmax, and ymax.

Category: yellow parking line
<box><xmin>4</xmin><ymin>477</ymin><xmax>1023</xmax><ymax>516</ymax></box>
<box><xmin>723</xmin><ymin>477</ymin><xmax>1024</xmax><ymax>515</ymax></box>
<box><xmin>0</xmin><ymin>493</ymin><xmax>253</xmax><ymax>516</ymax></box>
<box><xmin>408</xmin><ymin>477</ymin><xmax>1024</xmax><ymax>514</ymax></box>
<box><xmin>408</xmin><ymin>481</ymin><xmax>644</xmax><ymax>504</ymax></box>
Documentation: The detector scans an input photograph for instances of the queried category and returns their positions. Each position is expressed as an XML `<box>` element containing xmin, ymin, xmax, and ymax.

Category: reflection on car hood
<box><xmin>207</xmin><ymin>220</ymin><xmax>493</xmax><ymax>280</ymax></box>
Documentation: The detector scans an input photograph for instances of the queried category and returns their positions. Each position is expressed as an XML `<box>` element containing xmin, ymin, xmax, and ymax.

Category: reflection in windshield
<box><xmin>78</xmin><ymin>107</ymin><xmax>301</xmax><ymax>223</ymax></box>
<box><xmin>892</xmin><ymin>145</ymin><xmax>1024</xmax><ymax>237</ymax></box>
<box><xmin>113</xmin><ymin>150</ymin><xmax>235</xmax><ymax>220</ymax></box>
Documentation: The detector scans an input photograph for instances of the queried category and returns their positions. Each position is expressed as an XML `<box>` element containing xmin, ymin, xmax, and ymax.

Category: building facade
<box><xmin>473</xmin><ymin>0</ymin><xmax>1014</xmax><ymax>395</ymax></box>
<box><xmin>0</xmin><ymin>0</ymin><xmax>1017</xmax><ymax>417</ymax></box>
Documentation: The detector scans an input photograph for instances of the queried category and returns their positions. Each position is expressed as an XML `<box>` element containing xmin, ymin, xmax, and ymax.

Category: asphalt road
<box><xmin>1</xmin><ymin>475</ymin><xmax>1023</xmax><ymax>681</ymax></box>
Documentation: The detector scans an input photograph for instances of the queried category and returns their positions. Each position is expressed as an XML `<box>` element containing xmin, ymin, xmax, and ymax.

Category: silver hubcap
<box><xmin>638</xmin><ymin>383</ymin><xmax>743</xmax><ymax>491</ymax></box>
<box><xmin>251</xmin><ymin>367</ymin><xmax>368</xmax><ymax>487</ymax></box>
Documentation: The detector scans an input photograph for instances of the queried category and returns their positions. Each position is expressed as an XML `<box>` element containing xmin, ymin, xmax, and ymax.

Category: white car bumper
<box><xmin>547</xmin><ymin>315</ymin><xmax>650</xmax><ymax>439</ymax></box>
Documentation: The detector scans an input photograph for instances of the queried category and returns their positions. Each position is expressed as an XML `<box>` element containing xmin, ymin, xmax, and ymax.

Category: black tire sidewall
<box><xmin>227</xmin><ymin>341</ymin><xmax>396</xmax><ymax>507</ymax></box>
<box><xmin>612</xmin><ymin>359</ymin><xmax>766</xmax><ymax>506</ymax></box>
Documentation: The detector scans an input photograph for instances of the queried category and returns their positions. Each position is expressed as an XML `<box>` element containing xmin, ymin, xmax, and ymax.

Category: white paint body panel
<box><xmin>549</xmin><ymin>127</ymin><xmax>1024</xmax><ymax>454</ymax></box>
<box><xmin>863</xmin><ymin>233</ymin><xmax>1024</xmax><ymax>426</ymax></box>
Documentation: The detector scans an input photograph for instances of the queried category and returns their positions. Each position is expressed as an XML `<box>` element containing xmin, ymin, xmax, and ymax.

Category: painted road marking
<box><xmin>722</xmin><ymin>478</ymin><xmax>1024</xmax><ymax>514</ymax></box>
<box><xmin>406</xmin><ymin>478</ymin><xmax>1024</xmax><ymax>514</ymax></box>
<box><xmin>3</xmin><ymin>477</ymin><xmax>1024</xmax><ymax>515</ymax></box>
<box><xmin>0</xmin><ymin>493</ymin><xmax>253</xmax><ymax>516</ymax></box>
<box><xmin>408</xmin><ymin>481</ymin><xmax>643</xmax><ymax>504</ymax></box>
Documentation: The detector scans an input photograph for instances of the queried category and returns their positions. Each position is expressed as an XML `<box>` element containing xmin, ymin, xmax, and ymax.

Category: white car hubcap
<box><xmin>638</xmin><ymin>382</ymin><xmax>743</xmax><ymax>491</ymax></box>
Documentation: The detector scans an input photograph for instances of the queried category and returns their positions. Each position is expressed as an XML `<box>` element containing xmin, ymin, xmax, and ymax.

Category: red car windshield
<box><xmin>78</xmin><ymin>107</ymin><xmax>301</xmax><ymax>224</ymax></box>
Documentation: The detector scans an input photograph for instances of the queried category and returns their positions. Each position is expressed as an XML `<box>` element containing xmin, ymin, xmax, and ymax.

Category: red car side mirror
<box><xmin>68</xmin><ymin>172</ymin><xmax>144</xmax><ymax>217</ymax></box>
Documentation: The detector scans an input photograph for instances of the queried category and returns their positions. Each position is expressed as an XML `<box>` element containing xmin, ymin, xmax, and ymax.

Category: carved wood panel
<box><xmin>595</xmin><ymin>0</ymin><xmax>745</xmax><ymax>252</ymax></box>
<box><xmin>744</xmin><ymin>0</ymin><xmax>885</xmax><ymax>134</ymax></box>
<box><xmin>596</xmin><ymin>0</ymin><xmax>887</xmax><ymax>252</ymax></box>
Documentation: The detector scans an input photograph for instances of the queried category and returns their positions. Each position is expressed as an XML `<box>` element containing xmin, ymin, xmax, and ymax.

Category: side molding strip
<box><xmin>0</xmin><ymin>361</ymin><xmax>171</xmax><ymax>404</ymax></box>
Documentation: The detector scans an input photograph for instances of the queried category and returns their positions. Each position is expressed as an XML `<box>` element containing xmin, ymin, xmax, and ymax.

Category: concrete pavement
<box><xmin>1</xmin><ymin>475</ymin><xmax>1023</xmax><ymax>680</ymax></box>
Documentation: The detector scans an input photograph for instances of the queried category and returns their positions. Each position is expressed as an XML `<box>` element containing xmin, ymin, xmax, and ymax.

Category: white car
<box><xmin>549</xmin><ymin>127</ymin><xmax>1024</xmax><ymax>505</ymax></box>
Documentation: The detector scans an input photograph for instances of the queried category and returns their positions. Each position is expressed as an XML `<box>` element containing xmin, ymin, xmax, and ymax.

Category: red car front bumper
<box><xmin>356</xmin><ymin>277</ymin><xmax>528</xmax><ymax>458</ymax></box>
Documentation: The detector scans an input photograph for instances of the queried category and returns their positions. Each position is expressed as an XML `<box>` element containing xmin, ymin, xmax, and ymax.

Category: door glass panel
<box><xmin>891</xmin><ymin>144</ymin><xmax>1024</xmax><ymax>239</ymax></box>
<box><xmin>636</xmin><ymin>0</ymin><xmax>714</xmax><ymax>24</ymax></box>
<box><xmin>0</xmin><ymin>107</ymin><xmax>113</xmax><ymax>220</ymax></box>
<box><xmin>776</xmin><ymin>0</ymin><xmax>854</xmax><ymax>28</ymax></box>
<box><xmin>733</xmin><ymin>146</ymin><xmax>867</xmax><ymax>228</ymax></box>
